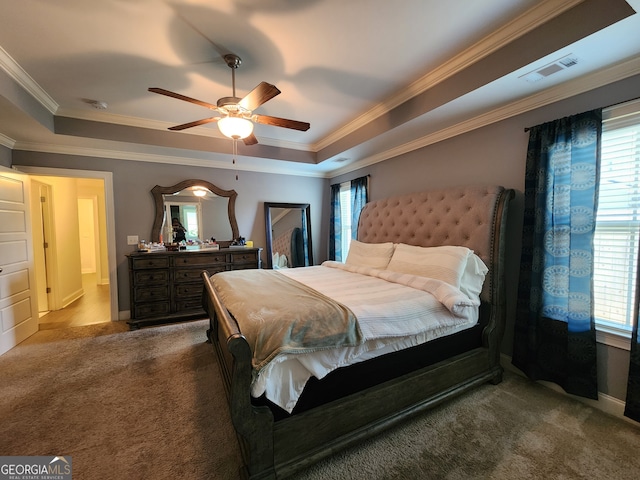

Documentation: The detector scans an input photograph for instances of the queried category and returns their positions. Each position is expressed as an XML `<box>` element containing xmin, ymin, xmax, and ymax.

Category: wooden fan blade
<box><xmin>238</xmin><ymin>82</ymin><xmax>280</xmax><ymax>111</ymax></box>
<box><xmin>243</xmin><ymin>133</ymin><xmax>259</xmax><ymax>146</ymax></box>
<box><xmin>168</xmin><ymin>117</ymin><xmax>220</xmax><ymax>131</ymax></box>
<box><xmin>149</xmin><ymin>87</ymin><xmax>218</xmax><ymax>111</ymax></box>
<box><xmin>253</xmin><ymin>114</ymin><xmax>310</xmax><ymax>131</ymax></box>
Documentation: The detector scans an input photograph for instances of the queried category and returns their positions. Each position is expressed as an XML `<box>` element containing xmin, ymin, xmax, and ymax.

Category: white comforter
<box><xmin>251</xmin><ymin>262</ymin><xmax>480</xmax><ymax>413</ymax></box>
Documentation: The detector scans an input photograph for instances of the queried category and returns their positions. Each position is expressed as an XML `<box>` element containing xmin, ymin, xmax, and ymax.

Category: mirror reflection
<box><xmin>151</xmin><ymin>180</ymin><xmax>239</xmax><ymax>247</ymax></box>
<box><xmin>163</xmin><ymin>189</ymin><xmax>231</xmax><ymax>242</ymax></box>
<box><xmin>264</xmin><ymin>202</ymin><xmax>313</xmax><ymax>269</ymax></box>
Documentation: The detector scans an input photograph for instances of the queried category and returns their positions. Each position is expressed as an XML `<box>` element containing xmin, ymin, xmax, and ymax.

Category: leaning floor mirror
<box><xmin>264</xmin><ymin>202</ymin><xmax>313</xmax><ymax>269</ymax></box>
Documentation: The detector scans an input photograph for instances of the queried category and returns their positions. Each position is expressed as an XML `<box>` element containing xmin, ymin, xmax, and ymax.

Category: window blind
<box><xmin>594</xmin><ymin>104</ymin><xmax>640</xmax><ymax>332</ymax></box>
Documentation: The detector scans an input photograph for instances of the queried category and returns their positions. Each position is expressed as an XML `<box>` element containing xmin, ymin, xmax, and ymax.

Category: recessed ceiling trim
<box><xmin>57</xmin><ymin>107</ymin><xmax>182</xmax><ymax>131</ymax></box>
<box><xmin>313</xmin><ymin>0</ymin><xmax>585</xmax><ymax>151</ymax></box>
<box><xmin>317</xmin><ymin>0</ymin><xmax>635</xmax><ymax>162</ymax></box>
<box><xmin>330</xmin><ymin>55</ymin><xmax>640</xmax><ymax>177</ymax></box>
<box><xmin>0</xmin><ymin>46</ymin><xmax>58</xmax><ymax>114</ymax></box>
<box><xmin>57</xmin><ymin>107</ymin><xmax>315</xmax><ymax>152</ymax></box>
<box><xmin>12</xmin><ymin>141</ymin><xmax>327</xmax><ymax>179</ymax></box>
<box><xmin>10</xmin><ymin>54</ymin><xmax>640</xmax><ymax>180</ymax></box>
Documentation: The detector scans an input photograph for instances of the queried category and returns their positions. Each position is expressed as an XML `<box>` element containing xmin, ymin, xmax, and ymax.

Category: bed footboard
<box><xmin>202</xmin><ymin>271</ymin><xmax>276</xmax><ymax>479</ymax></box>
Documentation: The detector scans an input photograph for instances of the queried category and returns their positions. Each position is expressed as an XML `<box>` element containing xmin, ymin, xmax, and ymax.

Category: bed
<box><xmin>203</xmin><ymin>185</ymin><xmax>514</xmax><ymax>479</ymax></box>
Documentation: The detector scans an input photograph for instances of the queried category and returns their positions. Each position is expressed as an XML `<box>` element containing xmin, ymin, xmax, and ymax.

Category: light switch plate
<box><xmin>127</xmin><ymin>235</ymin><xmax>139</xmax><ymax>245</ymax></box>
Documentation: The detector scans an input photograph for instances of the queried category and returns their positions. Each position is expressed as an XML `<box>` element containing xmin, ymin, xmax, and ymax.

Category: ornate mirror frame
<box><xmin>264</xmin><ymin>202</ymin><xmax>313</xmax><ymax>269</ymax></box>
<box><xmin>151</xmin><ymin>179</ymin><xmax>239</xmax><ymax>247</ymax></box>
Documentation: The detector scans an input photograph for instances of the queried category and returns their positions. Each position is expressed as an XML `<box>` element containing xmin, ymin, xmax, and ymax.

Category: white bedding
<box><xmin>251</xmin><ymin>261</ymin><xmax>480</xmax><ymax>413</ymax></box>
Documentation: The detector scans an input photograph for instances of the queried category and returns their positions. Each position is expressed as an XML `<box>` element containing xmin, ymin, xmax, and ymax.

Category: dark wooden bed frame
<box><xmin>203</xmin><ymin>185</ymin><xmax>514</xmax><ymax>479</ymax></box>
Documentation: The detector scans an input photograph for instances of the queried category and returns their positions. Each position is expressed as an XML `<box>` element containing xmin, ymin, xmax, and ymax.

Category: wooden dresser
<box><xmin>126</xmin><ymin>247</ymin><xmax>261</xmax><ymax>329</ymax></box>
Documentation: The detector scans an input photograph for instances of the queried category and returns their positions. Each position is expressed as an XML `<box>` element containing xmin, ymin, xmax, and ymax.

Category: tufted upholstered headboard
<box><xmin>357</xmin><ymin>185</ymin><xmax>513</xmax><ymax>303</ymax></box>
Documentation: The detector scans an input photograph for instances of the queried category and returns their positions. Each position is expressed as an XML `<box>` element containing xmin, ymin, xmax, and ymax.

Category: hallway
<box><xmin>38</xmin><ymin>273</ymin><xmax>111</xmax><ymax>330</ymax></box>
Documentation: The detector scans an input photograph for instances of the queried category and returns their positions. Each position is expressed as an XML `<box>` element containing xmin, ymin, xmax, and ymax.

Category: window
<box><xmin>594</xmin><ymin>100</ymin><xmax>640</xmax><ymax>335</ymax></box>
<box><xmin>339</xmin><ymin>181</ymin><xmax>353</xmax><ymax>257</ymax></box>
<box><xmin>331</xmin><ymin>176</ymin><xmax>368</xmax><ymax>262</ymax></box>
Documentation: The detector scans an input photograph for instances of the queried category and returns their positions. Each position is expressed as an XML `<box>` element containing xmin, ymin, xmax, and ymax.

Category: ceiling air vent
<box><xmin>519</xmin><ymin>54</ymin><xmax>580</xmax><ymax>83</ymax></box>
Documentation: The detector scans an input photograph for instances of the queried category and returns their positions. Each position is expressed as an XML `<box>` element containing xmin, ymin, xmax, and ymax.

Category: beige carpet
<box><xmin>1</xmin><ymin>320</ymin><xmax>639</xmax><ymax>480</ymax></box>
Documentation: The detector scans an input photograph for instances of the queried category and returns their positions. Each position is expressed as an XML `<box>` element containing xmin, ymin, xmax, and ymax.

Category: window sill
<box><xmin>596</xmin><ymin>325</ymin><xmax>631</xmax><ymax>351</ymax></box>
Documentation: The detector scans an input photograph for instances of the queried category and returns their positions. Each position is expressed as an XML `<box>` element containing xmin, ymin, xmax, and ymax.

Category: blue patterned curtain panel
<box><xmin>513</xmin><ymin>109</ymin><xmax>602</xmax><ymax>400</ymax></box>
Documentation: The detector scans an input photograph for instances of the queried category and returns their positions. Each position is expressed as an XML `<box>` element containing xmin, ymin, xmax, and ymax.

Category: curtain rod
<box><xmin>523</xmin><ymin>96</ymin><xmax>640</xmax><ymax>133</ymax></box>
<box><xmin>330</xmin><ymin>174</ymin><xmax>370</xmax><ymax>187</ymax></box>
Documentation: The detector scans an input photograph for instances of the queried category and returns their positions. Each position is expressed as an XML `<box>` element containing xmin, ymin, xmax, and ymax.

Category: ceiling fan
<box><xmin>149</xmin><ymin>54</ymin><xmax>310</xmax><ymax>146</ymax></box>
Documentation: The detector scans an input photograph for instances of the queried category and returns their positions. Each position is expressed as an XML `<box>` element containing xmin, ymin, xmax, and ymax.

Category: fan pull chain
<box><xmin>232</xmin><ymin>138</ymin><xmax>239</xmax><ymax>181</ymax></box>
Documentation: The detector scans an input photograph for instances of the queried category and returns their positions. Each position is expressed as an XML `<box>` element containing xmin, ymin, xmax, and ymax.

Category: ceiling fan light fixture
<box><xmin>218</xmin><ymin>116</ymin><xmax>254</xmax><ymax>140</ymax></box>
<box><xmin>192</xmin><ymin>187</ymin><xmax>208</xmax><ymax>197</ymax></box>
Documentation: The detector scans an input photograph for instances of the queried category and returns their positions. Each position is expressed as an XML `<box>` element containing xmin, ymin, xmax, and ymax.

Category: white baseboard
<box><xmin>61</xmin><ymin>288</ymin><xmax>84</xmax><ymax>308</ymax></box>
<box><xmin>118</xmin><ymin>310</ymin><xmax>131</xmax><ymax>321</ymax></box>
<box><xmin>500</xmin><ymin>354</ymin><xmax>637</xmax><ymax>425</ymax></box>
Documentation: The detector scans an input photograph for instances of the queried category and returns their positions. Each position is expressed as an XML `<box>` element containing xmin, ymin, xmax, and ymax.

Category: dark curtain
<box><xmin>513</xmin><ymin>109</ymin><xmax>602</xmax><ymax>400</ymax></box>
<box><xmin>329</xmin><ymin>183</ymin><xmax>341</xmax><ymax>261</ymax></box>
<box><xmin>625</xmin><ymin>254</ymin><xmax>640</xmax><ymax>421</ymax></box>
<box><xmin>300</xmin><ymin>209</ymin><xmax>309</xmax><ymax>266</ymax></box>
<box><xmin>350</xmin><ymin>176</ymin><xmax>369</xmax><ymax>239</ymax></box>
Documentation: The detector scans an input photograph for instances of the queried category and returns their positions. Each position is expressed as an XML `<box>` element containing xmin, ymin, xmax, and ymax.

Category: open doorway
<box><xmin>31</xmin><ymin>176</ymin><xmax>110</xmax><ymax>329</ymax></box>
<box><xmin>16</xmin><ymin>166</ymin><xmax>119</xmax><ymax>328</ymax></box>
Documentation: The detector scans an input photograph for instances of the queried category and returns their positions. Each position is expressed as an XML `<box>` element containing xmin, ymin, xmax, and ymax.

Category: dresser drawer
<box><xmin>230</xmin><ymin>263</ymin><xmax>258</xmax><ymax>271</ymax></box>
<box><xmin>172</xmin><ymin>253</ymin><xmax>227</xmax><ymax>267</ymax></box>
<box><xmin>131</xmin><ymin>255</ymin><xmax>169</xmax><ymax>270</ymax></box>
<box><xmin>174</xmin><ymin>282</ymin><xmax>203</xmax><ymax>297</ymax></box>
<box><xmin>134</xmin><ymin>269</ymin><xmax>169</xmax><ymax>285</ymax></box>
<box><xmin>133</xmin><ymin>301</ymin><xmax>171</xmax><ymax>319</ymax></box>
<box><xmin>173</xmin><ymin>266</ymin><xmax>226</xmax><ymax>283</ymax></box>
<box><xmin>134</xmin><ymin>285</ymin><xmax>169</xmax><ymax>302</ymax></box>
<box><xmin>230</xmin><ymin>251</ymin><xmax>258</xmax><ymax>265</ymax></box>
<box><xmin>175</xmin><ymin>297</ymin><xmax>206</xmax><ymax>313</ymax></box>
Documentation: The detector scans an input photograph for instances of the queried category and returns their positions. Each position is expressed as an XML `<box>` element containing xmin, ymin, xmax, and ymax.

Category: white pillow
<box><xmin>345</xmin><ymin>240</ymin><xmax>395</xmax><ymax>269</ymax></box>
<box><xmin>386</xmin><ymin>243</ymin><xmax>488</xmax><ymax>299</ymax></box>
<box><xmin>460</xmin><ymin>253</ymin><xmax>488</xmax><ymax>299</ymax></box>
<box><xmin>386</xmin><ymin>244</ymin><xmax>470</xmax><ymax>287</ymax></box>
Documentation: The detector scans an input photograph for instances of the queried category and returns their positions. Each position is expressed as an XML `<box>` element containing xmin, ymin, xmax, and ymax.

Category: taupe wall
<box><xmin>0</xmin><ymin>145</ymin><xmax>10</xmax><ymax>168</ymax></box>
<box><xmin>329</xmin><ymin>73</ymin><xmax>640</xmax><ymax>401</ymax></box>
<box><xmin>10</xmin><ymin>151</ymin><xmax>329</xmax><ymax>321</ymax></box>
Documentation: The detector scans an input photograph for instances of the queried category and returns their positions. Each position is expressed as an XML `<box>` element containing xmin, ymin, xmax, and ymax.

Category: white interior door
<box><xmin>0</xmin><ymin>167</ymin><xmax>38</xmax><ymax>355</ymax></box>
<box><xmin>30</xmin><ymin>180</ymin><xmax>51</xmax><ymax>314</ymax></box>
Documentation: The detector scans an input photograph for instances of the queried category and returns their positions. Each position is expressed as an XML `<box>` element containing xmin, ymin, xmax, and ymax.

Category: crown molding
<box><xmin>0</xmin><ymin>46</ymin><xmax>58</xmax><ymax>114</ymax></box>
<box><xmin>12</xmin><ymin>54</ymin><xmax>640</xmax><ymax>180</ymax></box>
<box><xmin>0</xmin><ymin>132</ymin><xmax>16</xmax><ymax>149</ymax></box>
<box><xmin>314</xmin><ymin>0</ymin><xmax>584</xmax><ymax>150</ymax></box>
<box><xmin>330</xmin><ymin>55</ymin><xmax>640</xmax><ymax>177</ymax></box>
<box><xmin>0</xmin><ymin>0</ymin><xmax>601</xmax><ymax>160</ymax></box>
<box><xmin>12</xmin><ymin>140</ymin><xmax>326</xmax><ymax>178</ymax></box>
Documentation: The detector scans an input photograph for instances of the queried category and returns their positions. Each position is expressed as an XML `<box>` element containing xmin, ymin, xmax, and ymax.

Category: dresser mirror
<box><xmin>151</xmin><ymin>179</ymin><xmax>239</xmax><ymax>247</ymax></box>
<box><xmin>264</xmin><ymin>202</ymin><xmax>313</xmax><ymax>269</ymax></box>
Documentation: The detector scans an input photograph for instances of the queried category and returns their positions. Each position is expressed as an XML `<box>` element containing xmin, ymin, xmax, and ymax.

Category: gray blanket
<box><xmin>211</xmin><ymin>269</ymin><xmax>362</xmax><ymax>371</ymax></box>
